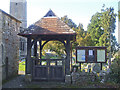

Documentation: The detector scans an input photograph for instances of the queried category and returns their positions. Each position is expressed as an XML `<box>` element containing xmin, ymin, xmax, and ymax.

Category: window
<box><xmin>20</xmin><ymin>38</ymin><xmax>25</xmax><ymax>51</ymax></box>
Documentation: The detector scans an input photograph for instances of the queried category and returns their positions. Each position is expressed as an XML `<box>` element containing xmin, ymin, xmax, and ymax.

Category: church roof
<box><xmin>18</xmin><ymin>10</ymin><xmax>76</xmax><ymax>40</ymax></box>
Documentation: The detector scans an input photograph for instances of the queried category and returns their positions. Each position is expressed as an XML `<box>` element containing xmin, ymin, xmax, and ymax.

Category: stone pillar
<box><xmin>71</xmin><ymin>72</ymin><xmax>76</xmax><ymax>85</ymax></box>
<box><xmin>26</xmin><ymin>37</ymin><xmax>31</xmax><ymax>74</ymax></box>
<box><xmin>65</xmin><ymin>75</ymin><xmax>71</xmax><ymax>85</ymax></box>
<box><xmin>65</xmin><ymin>39</ymin><xmax>70</xmax><ymax>75</ymax></box>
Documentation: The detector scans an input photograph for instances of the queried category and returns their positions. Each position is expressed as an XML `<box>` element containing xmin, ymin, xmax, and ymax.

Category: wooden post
<box><xmin>65</xmin><ymin>39</ymin><xmax>70</xmax><ymax>75</ymax></box>
<box><xmin>26</xmin><ymin>37</ymin><xmax>31</xmax><ymax>74</ymax></box>
<box><xmin>70</xmin><ymin>42</ymin><xmax>72</xmax><ymax>72</ymax></box>
<box><xmin>34</xmin><ymin>40</ymin><xmax>37</xmax><ymax>58</ymax></box>
<box><xmin>101</xmin><ymin>63</ymin><xmax>102</xmax><ymax>70</ymax></box>
<box><xmin>79</xmin><ymin>63</ymin><xmax>81</xmax><ymax>71</ymax></box>
<box><xmin>39</xmin><ymin>40</ymin><xmax>42</xmax><ymax>59</ymax></box>
<box><xmin>95</xmin><ymin>49</ymin><xmax>97</xmax><ymax>63</ymax></box>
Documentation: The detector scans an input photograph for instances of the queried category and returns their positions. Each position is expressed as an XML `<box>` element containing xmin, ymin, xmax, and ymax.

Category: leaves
<box><xmin>108</xmin><ymin>55</ymin><xmax>120</xmax><ymax>83</ymax></box>
<box><xmin>87</xmin><ymin>7</ymin><xmax>118</xmax><ymax>56</ymax></box>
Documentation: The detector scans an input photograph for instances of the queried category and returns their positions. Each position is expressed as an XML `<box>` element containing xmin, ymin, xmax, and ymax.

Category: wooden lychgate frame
<box><xmin>18</xmin><ymin>10</ymin><xmax>76</xmax><ymax>81</ymax></box>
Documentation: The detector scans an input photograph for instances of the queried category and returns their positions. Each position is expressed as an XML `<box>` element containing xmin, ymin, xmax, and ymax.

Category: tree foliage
<box><xmin>108</xmin><ymin>55</ymin><xmax>120</xmax><ymax>83</ymax></box>
<box><xmin>61</xmin><ymin>15</ymin><xmax>77</xmax><ymax>28</ymax></box>
<box><xmin>87</xmin><ymin>12</ymin><xmax>103</xmax><ymax>46</ymax></box>
<box><xmin>87</xmin><ymin>7</ymin><xmax>118</xmax><ymax>55</ymax></box>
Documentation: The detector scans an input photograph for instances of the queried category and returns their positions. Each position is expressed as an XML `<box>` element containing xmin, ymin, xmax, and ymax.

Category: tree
<box><xmin>108</xmin><ymin>55</ymin><xmax>120</xmax><ymax>83</ymax></box>
<box><xmin>87</xmin><ymin>7</ymin><xmax>118</xmax><ymax>55</ymax></box>
<box><xmin>61</xmin><ymin>15</ymin><xmax>77</xmax><ymax>28</ymax></box>
<box><xmin>100</xmin><ymin>7</ymin><xmax>118</xmax><ymax>55</ymax></box>
<box><xmin>87</xmin><ymin>12</ymin><xmax>103</xmax><ymax>46</ymax></box>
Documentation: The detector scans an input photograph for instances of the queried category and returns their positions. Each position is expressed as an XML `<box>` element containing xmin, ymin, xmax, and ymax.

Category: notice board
<box><xmin>76</xmin><ymin>46</ymin><xmax>107</xmax><ymax>63</ymax></box>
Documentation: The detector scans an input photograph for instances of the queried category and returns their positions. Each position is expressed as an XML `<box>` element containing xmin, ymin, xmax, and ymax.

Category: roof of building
<box><xmin>44</xmin><ymin>9</ymin><xmax>56</xmax><ymax>17</ymax></box>
<box><xmin>0</xmin><ymin>9</ymin><xmax>21</xmax><ymax>23</ymax></box>
<box><xmin>18</xmin><ymin>10</ymin><xmax>76</xmax><ymax>40</ymax></box>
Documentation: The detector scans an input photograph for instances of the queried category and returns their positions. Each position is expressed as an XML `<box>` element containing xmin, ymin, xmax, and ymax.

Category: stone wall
<box><xmin>71</xmin><ymin>72</ymin><xmax>96</xmax><ymax>85</ymax></box>
<box><xmin>65</xmin><ymin>66</ymin><xmax>111</xmax><ymax>85</ymax></box>
<box><xmin>10</xmin><ymin>0</ymin><xmax>27</xmax><ymax>59</ymax></box>
<box><xmin>0</xmin><ymin>9</ymin><xmax>21</xmax><ymax>80</ymax></box>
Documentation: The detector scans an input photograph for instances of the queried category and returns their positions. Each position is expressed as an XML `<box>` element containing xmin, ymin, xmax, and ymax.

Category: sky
<box><xmin>0</xmin><ymin>0</ymin><xmax>119</xmax><ymax>42</ymax></box>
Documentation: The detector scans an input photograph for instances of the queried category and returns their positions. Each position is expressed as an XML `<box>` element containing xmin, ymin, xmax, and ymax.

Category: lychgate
<box><xmin>18</xmin><ymin>10</ymin><xmax>76</xmax><ymax>81</ymax></box>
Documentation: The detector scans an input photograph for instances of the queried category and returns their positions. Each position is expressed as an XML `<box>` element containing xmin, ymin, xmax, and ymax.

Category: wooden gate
<box><xmin>32</xmin><ymin>59</ymin><xmax>65</xmax><ymax>81</ymax></box>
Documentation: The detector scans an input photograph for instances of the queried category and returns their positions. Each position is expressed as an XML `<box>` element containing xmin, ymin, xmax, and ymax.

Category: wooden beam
<box><xmin>39</xmin><ymin>40</ymin><xmax>42</xmax><ymax>59</ymax></box>
<box><xmin>30</xmin><ymin>36</ymin><xmax>39</xmax><ymax>48</ymax></box>
<box><xmin>101</xmin><ymin>63</ymin><xmax>102</xmax><ymax>70</ymax></box>
<box><xmin>26</xmin><ymin>37</ymin><xmax>32</xmax><ymax>74</ymax></box>
<box><xmin>41</xmin><ymin>39</ymin><xmax>66</xmax><ymax>50</ymax></box>
<box><xmin>65</xmin><ymin>38</ymin><xmax>70</xmax><ymax>75</ymax></box>
<box><xmin>41</xmin><ymin>40</ymin><xmax>50</xmax><ymax>50</ymax></box>
<box><xmin>34</xmin><ymin>41</ymin><xmax>37</xmax><ymax>58</ymax></box>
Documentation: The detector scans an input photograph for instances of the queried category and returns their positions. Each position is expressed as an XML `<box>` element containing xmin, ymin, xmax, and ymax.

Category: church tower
<box><xmin>10</xmin><ymin>0</ymin><xmax>27</xmax><ymax>58</ymax></box>
<box><xmin>10</xmin><ymin>0</ymin><xmax>27</xmax><ymax>28</ymax></box>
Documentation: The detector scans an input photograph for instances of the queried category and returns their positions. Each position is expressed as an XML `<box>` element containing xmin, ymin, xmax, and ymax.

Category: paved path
<box><xmin>2</xmin><ymin>75</ymin><xmax>119</xmax><ymax>88</ymax></box>
<box><xmin>2</xmin><ymin>75</ymin><xmax>26</xmax><ymax>88</ymax></box>
<box><xmin>2</xmin><ymin>75</ymin><xmax>66</xmax><ymax>88</ymax></box>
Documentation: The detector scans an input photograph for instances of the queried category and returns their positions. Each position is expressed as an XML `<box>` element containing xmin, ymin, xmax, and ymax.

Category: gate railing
<box><xmin>31</xmin><ymin>58</ymin><xmax>65</xmax><ymax>66</ymax></box>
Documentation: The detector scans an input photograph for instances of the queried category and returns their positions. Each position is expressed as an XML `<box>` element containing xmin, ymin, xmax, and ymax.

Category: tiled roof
<box><xmin>18</xmin><ymin>10</ymin><xmax>76</xmax><ymax>36</ymax></box>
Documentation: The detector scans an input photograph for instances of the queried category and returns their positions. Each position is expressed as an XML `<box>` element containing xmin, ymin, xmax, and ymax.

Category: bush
<box><xmin>108</xmin><ymin>55</ymin><xmax>120</xmax><ymax>83</ymax></box>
